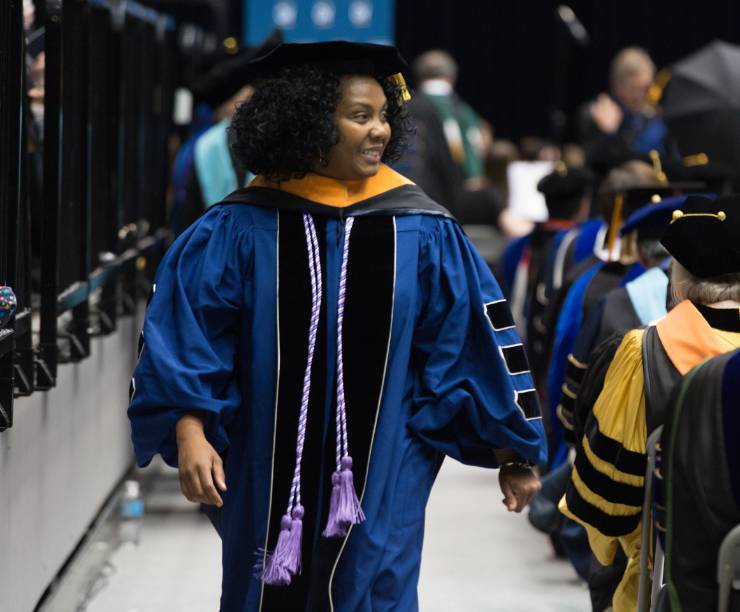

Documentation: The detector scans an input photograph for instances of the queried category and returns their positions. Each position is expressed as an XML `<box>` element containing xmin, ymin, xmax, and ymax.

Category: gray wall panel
<box><xmin>0</xmin><ymin>314</ymin><xmax>141</xmax><ymax>612</ymax></box>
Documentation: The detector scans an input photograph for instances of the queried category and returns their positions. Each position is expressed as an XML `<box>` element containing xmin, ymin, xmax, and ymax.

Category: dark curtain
<box><xmin>394</xmin><ymin>0</ymin><xmax>740</xmax><ymax>141</ymax></box>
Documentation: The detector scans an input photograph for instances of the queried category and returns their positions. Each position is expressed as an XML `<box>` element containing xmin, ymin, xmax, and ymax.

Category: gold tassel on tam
<box><xmin>606</xmin><ymin>193</ymin><xmax>624</xmax><ymax>261</ymax></box>
<box><xmin>389</xmin><ymin>73</ymin><xmax>412</xmax><ymax>102</ymax></box>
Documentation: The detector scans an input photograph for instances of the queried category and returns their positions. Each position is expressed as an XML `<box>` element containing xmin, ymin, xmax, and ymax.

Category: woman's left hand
<box><xmin>498</xmin><ymin>464</ymin><xmax>541</xmax><ymax>513</ymax></box>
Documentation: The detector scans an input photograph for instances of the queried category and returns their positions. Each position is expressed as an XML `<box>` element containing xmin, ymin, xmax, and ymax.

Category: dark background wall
<box><xmin>134</xmin><ymin>0</ymin><xmax>740</xmax><ymax>141</ymax></box>
<box><xmin>395</xmin><ymin>0</ymin><xmax>740</xmax><ymax>141</ymax></box>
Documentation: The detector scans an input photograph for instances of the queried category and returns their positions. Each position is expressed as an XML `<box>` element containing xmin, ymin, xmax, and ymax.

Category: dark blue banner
<box><xmin>244</xmin><ymin>0</ymin><xmax>394</xmax><ymax>45</ymax></box>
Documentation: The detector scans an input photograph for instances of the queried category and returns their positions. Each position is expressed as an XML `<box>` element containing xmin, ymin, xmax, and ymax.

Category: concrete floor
<box><xmin>86</xmin><ymin>459</ymin><xmax>589</xmax><ymax>612</ymax></box>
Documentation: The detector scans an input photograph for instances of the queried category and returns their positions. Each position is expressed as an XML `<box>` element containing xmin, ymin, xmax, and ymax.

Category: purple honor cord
<box><xmin>261</xmin><ymin>215</ymin><xmax>365</xmax><ymax>587</ymax></box>
<box><xmin>323</xmin><ymin>217</ymin><xmax>365</xmax><ymax>537</ymax></box>
<box><xmin>261</xmin><ymin>214</ymin><xmax>322</xmax><ymax>585</ymax></box>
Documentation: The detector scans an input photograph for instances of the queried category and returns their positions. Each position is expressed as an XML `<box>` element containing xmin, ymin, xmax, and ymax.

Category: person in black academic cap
<box><xmin>539</xmin><ymin>161</ymin><xmax>669</xmax><ymax>466</ymax></box>
<box><xmin>560</xmin><ymin>194</ymin><xmax>740</xmax><ymax>612</ymax></box>
<box><xmin>129</xmin><ymin>40</ymin><xmax>546</xmax><ymax>612</ymax></box>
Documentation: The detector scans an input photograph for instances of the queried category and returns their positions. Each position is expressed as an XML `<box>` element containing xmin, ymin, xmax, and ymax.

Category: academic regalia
<box><xmin>560</xmin><ymin>193</ymin><xmax>740</xmax><ymax>612</ymax></box>
<box><xmin>397</xmin><ymin>81</ymin><xmax>484</xmax><ymax>206</ymax></box>
<box><xmin>395</xmin><ymin>85</ymin><xmax>505</xmax><ymax>233</ymax></box>
<box><xmin>170</xmin><ymin>32</ymin><xmax>283</xmax><ymax>235</ymax></box>
<box><xmin>556</xmin><ymin>267</ymin><xmax>668</xmax><ymax>443</ymax></box>
<box><xmin>545</xmin><ymin>258</ymin><xmax>644</xmax><ymax>467</ymax></box>
<box><xmin>661</xmin><ymin>349</ymin><xmax>740</xmax><ymax>612</ymax></box>
<box><xmin>170</xmin><ymin>105</ymin><xmax>215</xmax><ymax>235</ymax></box>
<box><xmin>527</xmin><ymin>218</ymin><xmax>605</xmax><ymax>390</ymax></box>
<box><xmin>544</xmin><ymin>186</ymin><xmax>688</xmax><ymax>468</ymax></box>
<box><xmin>194</xmin><ymin>120</ymin><xmax>251</xmax><ymax>207</ymax></box>
<box><xmin>559</xmin><ymin>301</ymin><xmax>740</xmax><ymax>612</ymax></box>
<box><xmin>554</xmin><ymin>196</ymin><xmax>696</xmax><ymax>442</ymax></box>
<box><xmin>394</xmin><ymin>92</ymin><xmax>461</xmax><ymax>207</ymax></box>
<box><xmin>129</xmin><ymin>164</ymin><xmax>547</xmax><ymax>612</ymax></box>
<box><xmin>498</xmin><ymin>165</ymin><xmax>594</xmax><ymax>384</ymax></box>
<box><xmin>500</xmin><ymin>219</ymin><xmax>579</xmax><ymax>333</ymax></box>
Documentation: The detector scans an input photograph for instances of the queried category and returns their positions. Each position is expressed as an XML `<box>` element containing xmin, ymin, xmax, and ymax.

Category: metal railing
<box><xmin>0</xmin><ymin>0</ymin><xmax>214</xmax><ymax>428</ymax></box>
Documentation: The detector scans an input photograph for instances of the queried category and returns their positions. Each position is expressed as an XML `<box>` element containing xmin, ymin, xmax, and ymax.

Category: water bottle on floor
<box><xmin>118</xmin><ymin>480</ymin><xmax>144</xmax><ymax>547</ymax></box>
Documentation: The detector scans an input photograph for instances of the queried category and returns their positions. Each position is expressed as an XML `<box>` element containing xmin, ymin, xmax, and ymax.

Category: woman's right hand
<box><xmin>176</xmin><ymin>413</ymin><xmax>227</xmax><ymax>507</ymax></box>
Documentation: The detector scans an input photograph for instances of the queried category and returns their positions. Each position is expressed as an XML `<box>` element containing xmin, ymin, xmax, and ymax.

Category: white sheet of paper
<box><xmin>506</xmin><ymin>161</ymin><xmax>554</xmax><ymax>222</ymax></box>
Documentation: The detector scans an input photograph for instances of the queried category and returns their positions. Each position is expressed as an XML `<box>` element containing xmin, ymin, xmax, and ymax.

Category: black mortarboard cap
<box><xmin>662</xmin><ymin>154</ymin><xmax>738</xmax><ymax>195</ymax></box>
<box><xmin>191</xmin><ymin>30</ymin><xmax>284</xmax><ymax>108</ymax></box>
<box><xmin>243</xmin><ymin>40</ymin><xmax>408</xmax><ymax>81</ymax></box>
<box><xmin>660</xmin><ymin>194</ymin><xmax>740</xmax><ymax>277</ymax></box>
<box><xmin>537</xmin><ymin>163</ymin><xmax>593</xmax><ymax>218</ymax></box>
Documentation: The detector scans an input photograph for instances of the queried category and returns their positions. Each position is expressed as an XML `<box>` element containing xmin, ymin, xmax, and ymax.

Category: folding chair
<box><xmin>638</xmin><ymin>426</ymin><xmax>664</xmax><ymax>612</ymax></box>
<box><xmin>717</xmin><ymin>524</ymin><xmax>740</xmax><ymax>612</ymax></box>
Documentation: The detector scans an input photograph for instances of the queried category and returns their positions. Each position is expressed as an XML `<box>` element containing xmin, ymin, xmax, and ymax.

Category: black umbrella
<box><xmin>662</xmin><ymin>40</ymin><xmax>740</xmax><ymax>179</ymax></box>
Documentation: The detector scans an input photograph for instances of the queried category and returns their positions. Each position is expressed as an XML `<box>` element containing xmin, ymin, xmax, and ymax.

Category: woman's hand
<box><xmin>498</xmin><ymin>463</ymin><xmax>541</xmax><ymax>512</ymax></box>
<box><xmin>176</xmin><ymin>413</ymin><xmax>227</xmax><ymax>507</ymax></box>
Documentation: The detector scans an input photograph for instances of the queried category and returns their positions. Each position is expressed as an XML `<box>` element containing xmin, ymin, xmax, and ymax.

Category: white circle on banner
<box><xmin>349</xmin><ymin>0</ymin><xmax>373</xmax><ymax>26</ymax></box>
<box><xmin>273</xmin><ymin>2</ymin><xmax>297</xmax><ymax>28</ymax></box>
<box><xmin>312</xmin><ymin>1</ymin><xmax>335</xmax><ymax>28</ymax></box>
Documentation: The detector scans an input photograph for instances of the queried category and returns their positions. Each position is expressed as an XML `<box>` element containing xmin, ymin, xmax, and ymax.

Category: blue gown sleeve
<box><xmin>128</xmin><ymin>206</ymin><xmax>251</xmax><ymax>467</ymax></box>
<box><xmin>408</xmin><ymin>219</ymin><xmax>547</xmax><ymax>467</ymax></box>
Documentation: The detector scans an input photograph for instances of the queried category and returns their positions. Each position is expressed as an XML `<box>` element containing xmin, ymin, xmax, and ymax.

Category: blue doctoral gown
<box><xmin>129</xmin><ymin>166</ymin><xmax>547</xmax><ymax>612</ymax></box>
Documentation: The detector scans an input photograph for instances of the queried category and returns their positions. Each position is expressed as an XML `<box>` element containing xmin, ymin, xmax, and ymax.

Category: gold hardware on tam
<box><xmin>651</xmin><ymin>194</ymin><xmax>662</xmax><ymax>203</ymax></box>
<box><xmin>223</xmin><ymin>37</ymin><xmax>239</xmax><ymax>53</ymax></box>
<box><xmin>671</xmin><ymin>210</ymin><xmax>727</xmax><ymax>223</ymax></box>
<box><xmin>649</xmin><ymin>150</ymin><xmax>668</xmax><ymax>184</ymax></box>
<box><xmin>647</xmin><ymin>68</ymin><xmax>671</xmax><ymax>106</ymax></box>
<box><xmin>683</xmin><ymin>152</ymin><xmax>709</xmax><ymax>167</ymax></box>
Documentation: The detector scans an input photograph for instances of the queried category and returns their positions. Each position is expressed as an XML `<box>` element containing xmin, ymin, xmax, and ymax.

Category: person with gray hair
<box><xmin>560</xmin><ymin>193</ymin><xmax>740</xmax><ymax>612</ymax></box>
<box><xmin>577</xmin><ymin>46</ymin><xmax>668</xmax><ymax>174</ymax></box>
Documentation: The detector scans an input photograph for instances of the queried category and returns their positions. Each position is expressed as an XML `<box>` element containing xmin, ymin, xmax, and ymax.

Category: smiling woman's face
<box><xmin>316</xmin><ymin>75</ymin><xmax>391</xmax><ymax>181</ymax></box>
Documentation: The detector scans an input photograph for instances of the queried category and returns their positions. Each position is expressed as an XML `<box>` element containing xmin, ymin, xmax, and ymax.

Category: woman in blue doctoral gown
<box><xmin>128</xmin><ymin>41</ymin><xmax>547</xmax><ymax>612</ymax></box>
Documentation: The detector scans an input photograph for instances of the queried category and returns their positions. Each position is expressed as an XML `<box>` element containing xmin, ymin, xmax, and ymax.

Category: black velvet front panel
<box><xmin>307</xmin><ymin>216</ymin><xmax>396</xmax><ymax>611</ymax></box>
<box><xmin>262</xmin><ymin>212</ymin><xmax>328</xmax><ymax>610</ymax></box>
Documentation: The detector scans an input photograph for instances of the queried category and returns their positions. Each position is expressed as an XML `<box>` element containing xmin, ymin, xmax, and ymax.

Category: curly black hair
<box><xmin>229</xmin><ymin>64</ymin><xmax>413</xmax><ymax>181</ymax></box>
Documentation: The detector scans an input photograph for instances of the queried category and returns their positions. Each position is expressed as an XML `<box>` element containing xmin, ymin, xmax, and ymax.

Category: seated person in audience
<box><xmin>498</xmin><ymin>162</ymin><xmax>593</xmax><ymax>389</ymax></box>
<box><xmin>661</xmin><ymin>348</ymin><xmax>740</xmax><ymax>612</ymax></box>
<box><xmin>550</xmin><ymin>198</ymin><xmax>689</xmax><ymax>611</ymax></box>
<box><xmin>543</xmin><ymin>161</ymin><xmax>671</xmax><ymax>468</ymax></box>
<box><xmin>557</xmin><ymin>195</ymin><xmax>696</xmax><ymax>442</ymax></box>
<box><xmin>560</xmin><ymin>194</ymin><xmax>740</xmax><ymax>612</ymax></box>
<box><xmin>578</xmin><ymin>47</ymin><xmax>667</xmax><ymax>175</ymax></box>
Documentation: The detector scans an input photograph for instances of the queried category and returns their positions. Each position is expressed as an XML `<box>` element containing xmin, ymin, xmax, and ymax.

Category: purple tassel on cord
<box><xmin>323</xmin><ymin>458</ymin><xmax>365</xmax><ymax>537</ymax></box>
<box><xmin>281</xmin><ymin>505</ymin><xmax>304</xmax><ymax>575</ymax></box>
<box><xmin>336</xmin><ymin>456</ymin><xmax>365</xmax><ymax>526</ymax></box>
<box><xmin>322</xmin><ymin>471</ymin><xmax>345</xmax><ymax>537</ymax></box>
<box><xmin>261</xmin><ymin>514</ymin><xmax>293</xmax><ymax>585</ymax></box>
<box><xmin>322</xmin><ymin>218</ymin><xmax>366</xmax><ymax>539</ymax></box>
